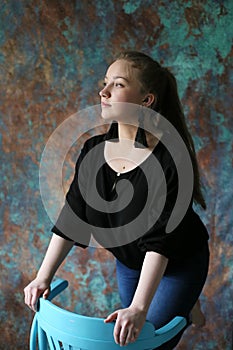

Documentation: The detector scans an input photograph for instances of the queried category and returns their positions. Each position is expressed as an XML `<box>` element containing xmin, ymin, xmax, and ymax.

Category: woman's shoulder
<box><xmin>153</xmin><ymin>139</ymin><xmax>175</xmax><ymax>169</ymax></box>
<box><xmin>153</xmin><ymin>133</ymin><xmax>187</xmax><ymax>172</ymax></box>
<box><xmin>82</xmin><ymin>133</ymin><xmax>107</xmax><ymax>152</ymax></box>
<box><xmin>74</xmin><ymin>133</ymin><xmax>106</xmax><ymax>169</ymax></box>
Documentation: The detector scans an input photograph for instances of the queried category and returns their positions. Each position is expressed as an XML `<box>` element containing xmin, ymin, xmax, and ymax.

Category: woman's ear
<box><xmin>142</xmin><ymin>93</ymin><xmax>156</xmax><ymax>107</ymax></box>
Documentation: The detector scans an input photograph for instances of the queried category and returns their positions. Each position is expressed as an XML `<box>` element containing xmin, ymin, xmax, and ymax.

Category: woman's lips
<box><xmin>101</xmin><ymin>101</ymin><xmax>112</xmax><ymax>107</ymax></box>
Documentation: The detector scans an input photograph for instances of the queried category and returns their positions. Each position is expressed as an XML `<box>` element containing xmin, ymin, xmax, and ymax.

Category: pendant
<box><xmin>111</xmin><ymin>172</ymin><xmax>121</xmax><ymax>192</ymax></box>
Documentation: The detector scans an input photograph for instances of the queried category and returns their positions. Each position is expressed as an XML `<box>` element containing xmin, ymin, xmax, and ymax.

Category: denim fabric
<box><xmin>116</xmin><ymin>242</ymin><xmax>209</xmax><ymax>349</ymax></box>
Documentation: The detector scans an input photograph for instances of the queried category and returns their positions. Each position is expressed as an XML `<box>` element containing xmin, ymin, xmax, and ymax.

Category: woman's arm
<box><xmin>24</xmin><ymin>234</ymin><xmax>74</xmax><ymax>311</ymax></box>
<box><xmin>131</xmin><ymin>251</ymin><xmax>168</xmax><ymax>312</ymax></box>
<box><xmin>105</xmin><ymin>251</ymin><xmax>168</xmax><ymax>346</ymax></box>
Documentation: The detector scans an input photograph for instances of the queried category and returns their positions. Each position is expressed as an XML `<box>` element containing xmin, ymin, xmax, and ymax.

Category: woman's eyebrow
<box><xmin>105</xmin><ymin>75</ymin><xmax>130</xmax><ymax>82</ymax></box>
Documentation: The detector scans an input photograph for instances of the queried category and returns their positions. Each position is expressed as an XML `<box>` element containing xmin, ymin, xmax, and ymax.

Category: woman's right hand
<box><xmin>24</xmin><ymin>278</ymin><xmax>51</xmax><ymax>312</ymax></box>
<box><xmin>24</xmin><ymin>234</ymin><xmax>74</xmax><ymax>312</ymax></box>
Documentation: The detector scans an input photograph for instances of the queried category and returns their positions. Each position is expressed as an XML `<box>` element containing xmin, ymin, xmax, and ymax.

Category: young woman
<box><xmin>24</xmin><ymin>51</ymin><xmax>209</xmax><ymax>349</ymax></box>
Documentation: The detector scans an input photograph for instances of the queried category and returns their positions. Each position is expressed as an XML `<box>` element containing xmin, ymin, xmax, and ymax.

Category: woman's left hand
<box><xmin>104</xmin><ymin>306</ymin><xmax>147</xmax><ymax>346</ymax></box>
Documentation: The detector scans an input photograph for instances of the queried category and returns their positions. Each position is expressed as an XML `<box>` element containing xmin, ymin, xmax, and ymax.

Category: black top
<box><xmin>52</xmin><ymin>133</ymin><xmax>209</xmax><ymax>269</ymax></box>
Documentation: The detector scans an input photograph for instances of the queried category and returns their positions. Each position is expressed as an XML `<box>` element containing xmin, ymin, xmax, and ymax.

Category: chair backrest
<box><xmin>30</xmin><ymin>279</ymin><xmax>186</xmax><ymax>350</ymax></box>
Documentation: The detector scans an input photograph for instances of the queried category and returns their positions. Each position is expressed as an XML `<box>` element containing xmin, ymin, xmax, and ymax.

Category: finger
<box><xmin>104</xmin><ymin>311</ymin><xmax>118</xmax><ymax>323</ymax></box>
<box><xmin>30</xmin><ymin>290</ymin><xmax>39</xmax><ymax>312</ymax></box>
<box><xmin>24</xmin><ymin>288</ymin><xmax>29</xmax><ymax>305</ymax></box>
<box><xmin>43</xmin><ymin>288</ymin><xmax>50</xmax><ymax>299</ymax></box>
<box><xmin>131</xmin><ymin>329</ymin><xmax>140</xmax><ymax>342</ymax></box>
<box><xmin>119</xmin><ymin>327</ymin><xmax>129</xmax><ymax>346</ymax></box>
<box><xmin>125</xmin><ymin>326</ymin><xmax>136</xmax><ymax>345</ymax></box>
<box><xmin>113</xmin><ymin>322</ymin><xmax>122</xmax><ymax>345</ymax></box>
<box><xmin>25</xmin><ymin>295</ymin><xmax>32</xmax><ymax>310</ymax></box>
<box><xmin>24</xmin><ymin>289</ymin><xmax>34</xmax><ymax>310</ymax></box>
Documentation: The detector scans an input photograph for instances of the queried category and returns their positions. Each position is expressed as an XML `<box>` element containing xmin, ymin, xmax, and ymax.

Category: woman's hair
<box><xmin>115</xmin><ymin>51</ymin><xmax>206</xmax><ymax>209</ymax></box>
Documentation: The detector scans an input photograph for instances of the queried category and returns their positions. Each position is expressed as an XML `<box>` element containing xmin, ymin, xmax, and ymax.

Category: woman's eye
<box><xmin>115</xmin><ymin>82</ymin><xmax>124</xmax><ymax>87</ymax></box>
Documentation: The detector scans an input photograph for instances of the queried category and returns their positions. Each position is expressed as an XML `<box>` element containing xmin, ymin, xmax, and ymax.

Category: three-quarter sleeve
<box><xmin>137</xmin><ymin>146</ymin><xmax>195</xmax><ymax>259</ymax></box>
<box><xmin>51</xmin><ymin>141</ymin><xmax>91</xmax><ymax>247</ymax></box>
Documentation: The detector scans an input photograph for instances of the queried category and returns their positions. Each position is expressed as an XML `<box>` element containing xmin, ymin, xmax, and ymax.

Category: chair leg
<box><xmin>38</xmin><ymin>327</ymin><xmax>48</xmax><ymax>350</ymax></box>
<box><xmin>29</xmin><ymin>317</ymin><xmax>38</xmax><ymax>350</ymax></box>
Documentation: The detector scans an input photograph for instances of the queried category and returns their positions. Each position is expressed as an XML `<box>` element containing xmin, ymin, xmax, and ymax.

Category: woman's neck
<box><xmin>118</xmin><ymin>122</ymin><xmax>159</xmax><ymax>150</ymax></box>
<box><xmin>118</xmin><ymin>122</ymin><xmax>138</xmax><ymax>141</ymax></box>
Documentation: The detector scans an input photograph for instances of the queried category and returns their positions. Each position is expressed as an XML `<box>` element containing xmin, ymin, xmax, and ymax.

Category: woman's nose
<box><xmin>99</xmin><ymin>86</ymin><xmax>111</xmax><ymax>98</ymax></box>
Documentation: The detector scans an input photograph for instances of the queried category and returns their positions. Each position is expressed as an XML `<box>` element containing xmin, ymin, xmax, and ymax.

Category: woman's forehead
<box><xmin>106</xmin><ymin>59</ymin><xmax>138</xmax><ymax>80</ymax></box>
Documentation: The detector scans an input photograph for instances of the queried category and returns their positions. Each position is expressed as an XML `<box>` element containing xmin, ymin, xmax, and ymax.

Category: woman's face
<box><xmin>99</xmin><ymin>59</ymin><xmax>144</xmax><ymax>104</ymax></box>
<box><xmin>99</xmin><ymin>59</ymin><xmax>146</xmax><ymax>121</ymax></box>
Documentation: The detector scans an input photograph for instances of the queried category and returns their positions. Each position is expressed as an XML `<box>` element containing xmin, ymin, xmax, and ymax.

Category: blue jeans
<box><xmin>116</xmin><ymin>242</ymin><xmax>209</xmax><ymax>349</ymax></box>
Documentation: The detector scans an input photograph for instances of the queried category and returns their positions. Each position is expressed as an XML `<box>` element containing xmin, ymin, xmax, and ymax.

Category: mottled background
<box><xmin>0</xmin><ymin>0</ymin><xmax>232</xmax><ymax>349</ymax></box>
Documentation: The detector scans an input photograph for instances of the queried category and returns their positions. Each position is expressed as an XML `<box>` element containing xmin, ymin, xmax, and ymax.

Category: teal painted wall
<box><xmin>0</xmin><ymin>1</ymin><xmax>232</xmax><ymax>348</ymax></box>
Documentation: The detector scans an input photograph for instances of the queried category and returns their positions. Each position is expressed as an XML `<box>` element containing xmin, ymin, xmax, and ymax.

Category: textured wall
<box><xmin>0</xmin><ymin>1</ymin><xmax>232</xmax><ymax>349</ymax></box>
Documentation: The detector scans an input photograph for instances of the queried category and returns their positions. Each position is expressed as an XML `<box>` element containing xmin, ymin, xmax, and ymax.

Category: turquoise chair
<box><xmin>30</xmin><ymin>278</ymin><xmax>187</xmax><ymax>350</ymax></box>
